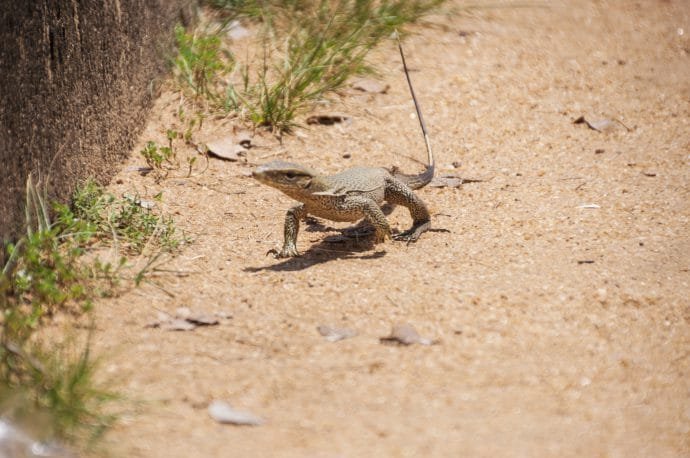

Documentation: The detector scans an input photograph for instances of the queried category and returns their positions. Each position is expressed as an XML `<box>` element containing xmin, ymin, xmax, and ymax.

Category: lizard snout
<box><xmin>252</xmin><ymin>167</ymin><xmax>268</xmax><ymax>181</ymax></box>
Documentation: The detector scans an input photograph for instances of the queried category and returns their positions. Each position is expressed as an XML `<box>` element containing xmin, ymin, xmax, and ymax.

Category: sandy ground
<box><xmin>87</xmin><ymin>1</ymin><xmax>689</xmax><ymax>456</ymax></box>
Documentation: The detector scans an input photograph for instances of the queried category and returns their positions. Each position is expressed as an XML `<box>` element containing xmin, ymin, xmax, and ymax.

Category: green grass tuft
<box><xmin>1</xmin><ymin>176</ymin><xmax>184</xmax><ymax>451</ymax></box>
<box><xmin>174</xmin><ymin>24</ymin><xmax>235</xmax><ymax>101</ymax></box>
<box><xmin>174</xmin><ymin>0</ymin><xmax>447</xmax><ymax>134</ymax></box>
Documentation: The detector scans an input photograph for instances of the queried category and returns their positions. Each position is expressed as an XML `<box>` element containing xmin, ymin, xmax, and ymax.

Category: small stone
<box><xmin>317</xmin><ymin>325</ymin><xmax>357</xmax><ymax>342</ymax></box>
<box><xmin>138</xmin><ymin>199</ymin><xmax>155</xmax><ymax>209</ymax></box>
<box><xmin>596</xmin><ymin>288</ymin><xmax>607</xmax><ymax>303</ymax></box>
<box><xmin>208</xmin><ymin>401</ymin><xmax>263</xmax><ymax>426</ymax></box>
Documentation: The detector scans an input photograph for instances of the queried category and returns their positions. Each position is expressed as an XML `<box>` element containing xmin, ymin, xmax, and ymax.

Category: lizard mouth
<box><xmin>251</xmin><ymin>169</ymin><xmax>268</xmax><ymax>182</ymax></box>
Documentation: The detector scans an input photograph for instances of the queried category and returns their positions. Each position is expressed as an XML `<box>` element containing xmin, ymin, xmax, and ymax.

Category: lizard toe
<box><xmin>393</xmin><ymin>222</ymin><xmax>430</xmax><ymax>242</ymax></box>
<box><xmin>267</xmin><ymin>246</ymin><xmax>300</xmax><ymax>258</ymax></box>
<box><xmin>373</xmin><ymin>227</ymin><xmax>392</xmax><ymax>243</ymax></box>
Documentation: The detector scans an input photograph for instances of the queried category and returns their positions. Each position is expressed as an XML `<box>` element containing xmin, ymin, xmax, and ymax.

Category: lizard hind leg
<box><xmin>384</xmin><ymin>177</ymin><xmax>431</xmax><ymax>242</ymax></box>
<box><xmin>338</xmin><ymin>195</ymin><xmax>392</xmax><ymax>243</ymax></box>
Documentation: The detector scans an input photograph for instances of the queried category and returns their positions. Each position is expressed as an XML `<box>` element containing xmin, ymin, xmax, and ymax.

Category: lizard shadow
<box><xmin>243</xmin><ymin>224</ymin><xmax>388</xmax><ymax>273</ymax></box>
<box><xmin>243</xmin><ymin>206</ymin><xmax>449</xmax><ymax>273</ymax></box>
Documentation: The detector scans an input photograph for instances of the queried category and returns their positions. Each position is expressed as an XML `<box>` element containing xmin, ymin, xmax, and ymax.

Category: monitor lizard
<box><xmin>253</xmin><ymin>36</ymin><xmax>435</xmax><ymax>258</ymax></box>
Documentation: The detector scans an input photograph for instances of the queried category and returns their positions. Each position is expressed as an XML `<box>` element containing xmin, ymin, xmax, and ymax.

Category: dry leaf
<box><xmin>317</xmin><ymin>325</ymin><xmax>357</xmax><ymax>342</ymax></box>
<box><xmin>306</xmin><ymin>114</ymin><xmax>351</xmax><ymax>126</ymax></box>
<box><xmin>574</xmin><ymin>115</ymin><xmax>630</xmax><ymax>133</ymax></box>
<box><xmin>235</xmin><ymin>131</ymin><xmax>253</xmax><ymax>148</ymax></box>
<box><xmin>186</xmin><ymin>314</ymin><xmax>219</xmax><ymax>326</ymax></box>
<box><xmin>162</xmin><ymin>319</ymin><xmax>197</xmax><ymax>331</ymax></box>
<box><xmin>351</xmin><ymin>78</ymin><xmax>389</xmax><ymax>94</ymax></box>
<box><xmin>145</xmin><ymin>308</ymin><xmax>221</xmax><ymax>331</ymax></box>
<box><xmin>208</xmin><ymin>401</ymin><xmax>263</xmax><ymax>426</ymax></box>
<box><xmin>145</xmin><ymin>311</ymin><xmax>172</xmax><ymax>328</ymax></box>
<box><xmin>206</xmin><ymin>135</ymin><xmax>251</xmax><ymax>161</ymax></box>
<box><xmin>380</xmin><ymin>323</ymin><xmax>436</xmax><ymax>346</ymax></box>
<box><xmin>125</xmin><ymin>165</ymin><xmax>153</xmax><ymax>175</ymax></box>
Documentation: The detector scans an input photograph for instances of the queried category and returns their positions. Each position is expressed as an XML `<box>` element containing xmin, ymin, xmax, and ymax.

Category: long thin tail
<box><xmin>394</xmin><ymin>32</ymin><xmax>435</xmax><ymax>190</ymax></box>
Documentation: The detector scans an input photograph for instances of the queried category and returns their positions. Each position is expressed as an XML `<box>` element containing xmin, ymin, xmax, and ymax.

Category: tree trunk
<box><xmin>0</xmin><ymin>0</ymin><xmax>196</xmax><ymax>244</ymax></box>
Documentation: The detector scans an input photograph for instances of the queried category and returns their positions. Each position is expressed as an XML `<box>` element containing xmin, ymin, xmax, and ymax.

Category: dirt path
<box><xmin>92</xmin><ymin>1</ymin><xmax>688</xmax><ymax>456</ymax></box>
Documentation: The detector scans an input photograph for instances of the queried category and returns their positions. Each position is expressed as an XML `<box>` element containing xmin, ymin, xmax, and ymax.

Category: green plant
<box><xmin>0</xmin><ymin>337</ymin><xmax>119</xmax><ymax>446</ymax></box>
<box><xmin>0</xmin><ymin>177</ymin><xmax>120</xmax><ymax>450</ymax></box>
<box><xmin>116</xmin><ymin>195</ymin><xmax>181</xmax><ymax>253</ymax></box>
<box><xmin>205</xmin><ymin>0</ymin><xmax>269</xmax><ymax>21</ymax></box>
<box><xmin>190</xmin><ymin>0</ymin><xmax>447</xmax><ymax>134</ymax></box>
<box><xmin>174</xmin><ymin>25</ymin><xmax>234</xmax><ymax>100</ymax></box>
<box><xmin>52</xmin><ymin>179</ymin><xmax>183</xmax><ymax>255</ymax></box>
<box><xmin>242</xmin><ymin>9</ymin><xmax>375</xmax><ymax>132</ymax></box>
<box><xmin>2</xmin><ymin>177</ymin><xmax>96</xmax><ymax>324</ymax></box>
<box><xmin>140</xmin><ymin>130</ymin><xmax>202</xmax><ymax>180</ymax></box>
<box><xmin>140</xmin><ymin>140</ymin><xmax>176</xmax><ymax>181</ymax></box>
<box><xmin>1</xmin><ymin>176</ymin><xmax>185</xmax><ymax>451</ymax></box>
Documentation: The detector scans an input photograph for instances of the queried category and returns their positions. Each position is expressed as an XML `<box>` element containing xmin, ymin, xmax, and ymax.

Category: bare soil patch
<box><xmin>88</xmin><ymin>1</ymin><xmax>689</xmax><ymax>456</ymax></box>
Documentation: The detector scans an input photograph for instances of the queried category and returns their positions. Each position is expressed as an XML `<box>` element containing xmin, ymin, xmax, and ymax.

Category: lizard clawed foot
<box><xmin>393</xmin><ymin>222</ymin><xmax>430</xmax><ymax>243</ymax></box>
<box><xmin>373</xmin><ymin>227</ymin><xmax>393</xmax><ymax>244</ymax></box>
<box><xmin>266</xmin><ymin>245</ymin><xmax>300</xmax><ymax>258</ymax></box>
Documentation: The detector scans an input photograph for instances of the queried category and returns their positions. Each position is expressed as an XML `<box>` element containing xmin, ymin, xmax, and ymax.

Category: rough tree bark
<box><xmin>0</xmin><ymin>0</ymin><xmax>196</xmax><ymax>244</ymax></box>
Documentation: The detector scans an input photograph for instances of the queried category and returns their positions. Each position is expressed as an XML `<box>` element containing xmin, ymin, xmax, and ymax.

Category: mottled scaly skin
<box><xmin>252</xmin><ymin>161</ymin><xmax>433</xmax><ymax>258</ymax></box>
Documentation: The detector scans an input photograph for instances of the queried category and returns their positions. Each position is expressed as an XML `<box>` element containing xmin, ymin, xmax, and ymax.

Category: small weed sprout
<box><xmin>140</xmin><ymin>130</ymin><xmax>203</xmax><ymax>180</ymax></box>
<box><xmin>140</xmin><ymin>141</ymin><xmax>175</xmax><ymax>181</ymax></box>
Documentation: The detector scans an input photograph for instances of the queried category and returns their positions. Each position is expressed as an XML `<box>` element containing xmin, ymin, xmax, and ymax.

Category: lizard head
<box><xmin>252</xmin><ymin>161</ymin><xmax>317</xmax><ymax>192</ymax></box>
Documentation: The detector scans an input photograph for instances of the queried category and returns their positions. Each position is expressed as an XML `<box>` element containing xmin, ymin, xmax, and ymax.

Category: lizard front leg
<box><xmin>269</xmin><ymin>203</ymin><xmax>307</xmax><ymax>258</ymax></box>
<box><xmin>339</xmin><ymin>196</ymin><xmax>392</xmax><ymax>243</ymax></box>
<box><xmin>384</xmin><ymin>177</ymin><xmax>431</xmax><ymax>241</ymax></box>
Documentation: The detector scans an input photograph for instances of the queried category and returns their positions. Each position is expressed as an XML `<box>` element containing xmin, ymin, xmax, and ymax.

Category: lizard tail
<box><xmin>394</xmin><ymin>32</ymin><xmax>435</xmax><ymax>190</ymax></box>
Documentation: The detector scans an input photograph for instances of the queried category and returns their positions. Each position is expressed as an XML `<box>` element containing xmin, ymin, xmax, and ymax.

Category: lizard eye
<box><xmin>285</xmin><ymin>172</ymin><xmax>296</xmax><ymax>180</ymax></box>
